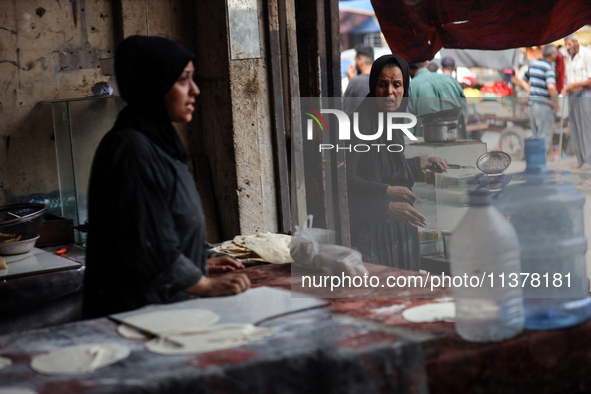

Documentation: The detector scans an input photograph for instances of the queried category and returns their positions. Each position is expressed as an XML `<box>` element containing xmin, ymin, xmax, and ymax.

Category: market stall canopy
<box><xmin>371</xmin><ymin>0</ymin><xmax>591</xmax><ymax>62</ymax></box>
<box><xmin>339</xmin><ymin>0</ymin><xmax>381</xmax><ymax>34</ymax></box>
<box><xmin>439</xmin><ymin>48</ymin><xmax>520</xmax><ymax>70</ymax></box>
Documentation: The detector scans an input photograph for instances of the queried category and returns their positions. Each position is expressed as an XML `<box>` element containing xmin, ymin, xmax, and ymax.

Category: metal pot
<box><xmin>422</xmin><ymin>121</ymin><xmax>458</xmax><ymax>142</ymax></box>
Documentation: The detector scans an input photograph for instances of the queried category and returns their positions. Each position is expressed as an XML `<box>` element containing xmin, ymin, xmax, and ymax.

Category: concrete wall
<box><xmin>229</xmin><ymin>50</ymin><xmax>278</xmax><ymax>234</ymax></box>
<box><xmin>0</xmin><ymin>0</ymin><xmax>279</xmax><ymax>241</ymax></box>
<box><xmin>0</xmin><ymin>0</ymin><xmax>116</xmax><ymax>205</ymax></box>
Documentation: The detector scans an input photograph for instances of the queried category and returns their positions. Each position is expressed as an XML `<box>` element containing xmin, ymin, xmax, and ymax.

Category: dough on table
<box><xmin>30</xmin><ymin>343</ymin><xmax>130</xmax><ymax>375</ymax></box>
<box><xmin>145</xmin><ymin>323</ymin><xmax>275</xmax><ymax>355</ymax></box>
<box><xmin>402</xmin><ymin>302</ymin><xmax>456</xmax><ymax>323</ymax></box>
<box><xmin>117</xmin><ymin>308</ymin><xmax>220</xmax><ymax>339</ymax></box>
<box><xmin>0</xmin><ymin>356</ymin><xmax>12</xmax><ymax>370</ymax></box>
<box><xmin>0</xmin><ymin>388</ymin><xmax>38</xmax><ymax>394</ymax></box>
<box><xmin>0</xmin><ymin>257</ymin><xmax>6</xmax><ymax>270</ymax></box>
<box><xmin>243</xmin><ymin>233</ymin><xmax>293</xmax><ymax>264</ymax></box>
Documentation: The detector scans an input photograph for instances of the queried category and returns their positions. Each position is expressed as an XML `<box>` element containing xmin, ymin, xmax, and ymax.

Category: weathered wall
<box><xmin>228</xmin><ymin>0</ymin><xmax>278</xmax><ymax>235</ymax></box>
<box><xmin>191</xmin><ymin>0</ymin><xmax>240</xmax><ymax>242</ymax></box>
<box><xmin>0</xmin><ymin>0</ymin><xmax>116</xmax><ymax>205</ymax></box>
<box><xmin>230</xmin><ymin>57</ymin><xmax>278</xmax><ymax>235</ymax></box>
<box><xmin>193</xmin><ymin>0</ymin><xmax>278</xmax><ymax>239</ymax></box>
<box><xmin>0</xmin><ymin>0</ymin><xmax>280</xmax><ymax>241</ymax></box>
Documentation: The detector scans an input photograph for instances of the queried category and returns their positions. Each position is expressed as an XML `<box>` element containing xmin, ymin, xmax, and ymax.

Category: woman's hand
<box><xmin>207</xmin><ymin>256</ymin><xmax>245</xmax><ymax>274</ymax></box>
<box><xmin>387</xmin><ymin>201</ymin><xmax>427</xmax><ymax>228</ymax></box>
<box><xmin>420</xmin><ymin>156</ymin><xmax>448</xmax><ymax>173</ymax></box>
<box><xmin>187</xmin><ymin>274</ymin><xmax>251</xmax><ymax>297</ymax></box>
<box><xmin>385</xmin><ymin>185</ymin><xmax>421</xmax><ymax>203</ymax></box>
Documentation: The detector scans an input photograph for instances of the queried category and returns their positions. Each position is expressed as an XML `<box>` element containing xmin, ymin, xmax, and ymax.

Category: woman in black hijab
<box><xmin>347</xmin><ymin>54</ymin><xmax>447</xmax><ymax>271</ymax></box>
<box><xmin>83</xmin><ymin>36</ymin><xmax>250</xmax><ymax>318</ymax></box>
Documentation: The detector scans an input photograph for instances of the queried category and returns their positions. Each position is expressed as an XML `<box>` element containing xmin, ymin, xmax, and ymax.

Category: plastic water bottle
<box><xmin>449</xmin><ymin>186</ymin><xmax>524</xmax><ymax>342</ymax></box>
<box><xmin>495</xmin><ymin>138</ymin><xmax>591</xmax><ymax>330</ymax></box>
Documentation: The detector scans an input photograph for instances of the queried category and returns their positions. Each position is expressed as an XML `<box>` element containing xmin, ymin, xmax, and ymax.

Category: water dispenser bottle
<box><xmin>495</xmin><ymin>138</ymin><xmax>591</xmax><ymax>329</ymax></box>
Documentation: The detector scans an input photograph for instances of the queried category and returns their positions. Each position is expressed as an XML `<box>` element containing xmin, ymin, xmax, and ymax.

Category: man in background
<box><xmin>522</xmin><ymin>44</ymin><xmax>558</xmax><ymax>153</ymax></box>
<box><xmin>408</xmin><ymin>59</ymin><xmax>468</xmax><ymax>139</ymax></box>
<box><xmin>564</xmin><ymin>34</ymin><xmax>591</xmax><ymax>170</ymax></box>
<box><xmin>427</xmin><ymin>61</ymin><xmax>439</xmax><ymax>72</ymax></box>
<box><xmin>440</xmin><ymin>56</ymin><xmax>456</xmax><ymax>76</ymax></box>
<box><xmin>343</xmin><ymin>45</ymin><xmax>374</xmax><ymax>115</ymax></box>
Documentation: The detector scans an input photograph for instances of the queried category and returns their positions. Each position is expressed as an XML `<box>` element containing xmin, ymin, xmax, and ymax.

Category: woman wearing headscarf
<box><xmin>346</xmin><ymin>54</ymin><xmax>447</xmax><ymax>271</ymax></box>
<box><xmin>83</xmin><ymin>36</ymin><xmax>250</xmax><ymax>318</ymax></box>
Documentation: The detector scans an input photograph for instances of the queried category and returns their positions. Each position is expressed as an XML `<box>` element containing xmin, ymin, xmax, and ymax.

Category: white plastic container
<box><xmin>449</xmin><ymin>187</ymin><xmax>524</xmax><ymax>342</ymax></box>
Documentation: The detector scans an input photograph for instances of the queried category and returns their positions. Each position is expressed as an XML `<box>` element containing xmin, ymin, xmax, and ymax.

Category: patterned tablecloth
<box><xmin>2</xmin><ymin>261</ymin><xmax>591</xmax><ymax>393</ymax></box>
<box><xmin>0</xmin><ymin>264</ymin><xmax>429</xmax><ymax>394</ymax></box>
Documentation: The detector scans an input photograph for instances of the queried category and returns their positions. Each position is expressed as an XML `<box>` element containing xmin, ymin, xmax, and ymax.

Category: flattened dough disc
<box><xmin>402</xmin><ymin>302</ymin><xmax>456</xmax><ymax>323</ymax></box>
<box><xmin>145</xmin><ymin>323</ymin><xmax>274</xmax><ymax>355</ymax></box>
<box><xmin>0</xmin><ymin>388</ymin><xmax>38</xmax><ymax>394</ymax></box>
<box><xmin>117</xmin><ymin>308</ymin><xmax>220</xmax><ymax>339</ymax></box>
<box><xmin>30</xmin><ymin>343</ymin><xmax>130</xmax><ymax>375</ymax></box>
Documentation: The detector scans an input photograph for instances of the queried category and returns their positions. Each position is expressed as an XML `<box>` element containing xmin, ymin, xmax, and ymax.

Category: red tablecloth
<box><xmin>244</xmin><ymin>263</ymin><xmax>591</xmax><ymax>394</ymax></box>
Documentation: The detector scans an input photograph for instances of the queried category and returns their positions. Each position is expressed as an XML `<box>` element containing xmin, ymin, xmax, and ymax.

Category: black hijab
<box><xmin>367</xmin><ymin>54</ymin><xmax>410</xmax><ymax>110</ymax></box>
<box><xmin>113</xmin><ymin>35</ymin><xmax>196</xmax><ymax>162</ymax></box>
<box><xmin>348</xmin><ymin>54</ymin><xmax>418</xmax><ymax>188</ymax></box>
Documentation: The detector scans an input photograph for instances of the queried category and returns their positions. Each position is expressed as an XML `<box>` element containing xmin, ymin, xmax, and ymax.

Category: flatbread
<box><xmin>0</xmin><ymin>356</ymin><xmax>11</xmax><ymax>370</ymax></box>
<box><xmin>211</xmin><ymin>238</ymin><xmax>266</xmax><ymax>262</ymax></box>
<box><xmin>402</xmin><ymin>302</ymin><xmax>456</xmax><ymax>323</ymax></box>
<box><xmin>30</xmin><ymin>343</ymin><xmax>130</xmax><ymax>375</ymax></box>
<box><xmin>145</xmin><ymin>323</ymin><xmax>275</xmax><ymax>355</ymax></box>
<box><xmin>0</xmin><ymin>388</ymin><xmax>37</xmax><ymax>394</ymax></box>
<box><xmin>214</xmin><ymin>240</ymin><xmax>251</xmax><ymax>254</ymax></box>
<box><xmin>117</xmin><ymin>309</ymin><xmax>220</xmax><ymax>339</ymax></box>
<box><xmin>232</xmin><ymin>235</ymin><xmax>249</xmax><ymax>247</ymax></box>
<box><xmin>243</xmin><ymin>233</ymin><xmax>292</xmax><ymax>264</ymax></box>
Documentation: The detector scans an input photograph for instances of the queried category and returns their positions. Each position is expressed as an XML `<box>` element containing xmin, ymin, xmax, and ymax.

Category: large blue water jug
<box><xmin>495</xmin><ymin>139</ymin><xmax>591</xmax><ymax>329</ymax></box>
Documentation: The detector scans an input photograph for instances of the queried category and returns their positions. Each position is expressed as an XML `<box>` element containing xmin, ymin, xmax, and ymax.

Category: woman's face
<box><xmin>165</xmin><ymin>61</ymin><xmax>200</xmax><ymax>123</ymax></box>
<box><xmin>375</xmin><ymin>66</ymin><xmax>404</xmax><ymax>112</ymax></box>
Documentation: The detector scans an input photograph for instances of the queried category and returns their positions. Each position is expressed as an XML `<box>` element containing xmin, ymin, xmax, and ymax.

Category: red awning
<box><xmin>371</xmin><ymin>0</ymin><xmax>591</xmax><ymax>63</ymax></box>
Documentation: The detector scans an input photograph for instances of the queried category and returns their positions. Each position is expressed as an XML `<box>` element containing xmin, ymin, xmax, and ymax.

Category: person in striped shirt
<box><xmin>523</xmin><ymin>44</ymin><xmax>558</xmax><ymax>152</ymax></box>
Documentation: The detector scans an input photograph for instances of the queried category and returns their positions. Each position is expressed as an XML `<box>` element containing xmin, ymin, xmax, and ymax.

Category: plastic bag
<box><xmin>290</xmin><ymin>215</ymin><xmax>368</xmax><ymax>277</ymax></box>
